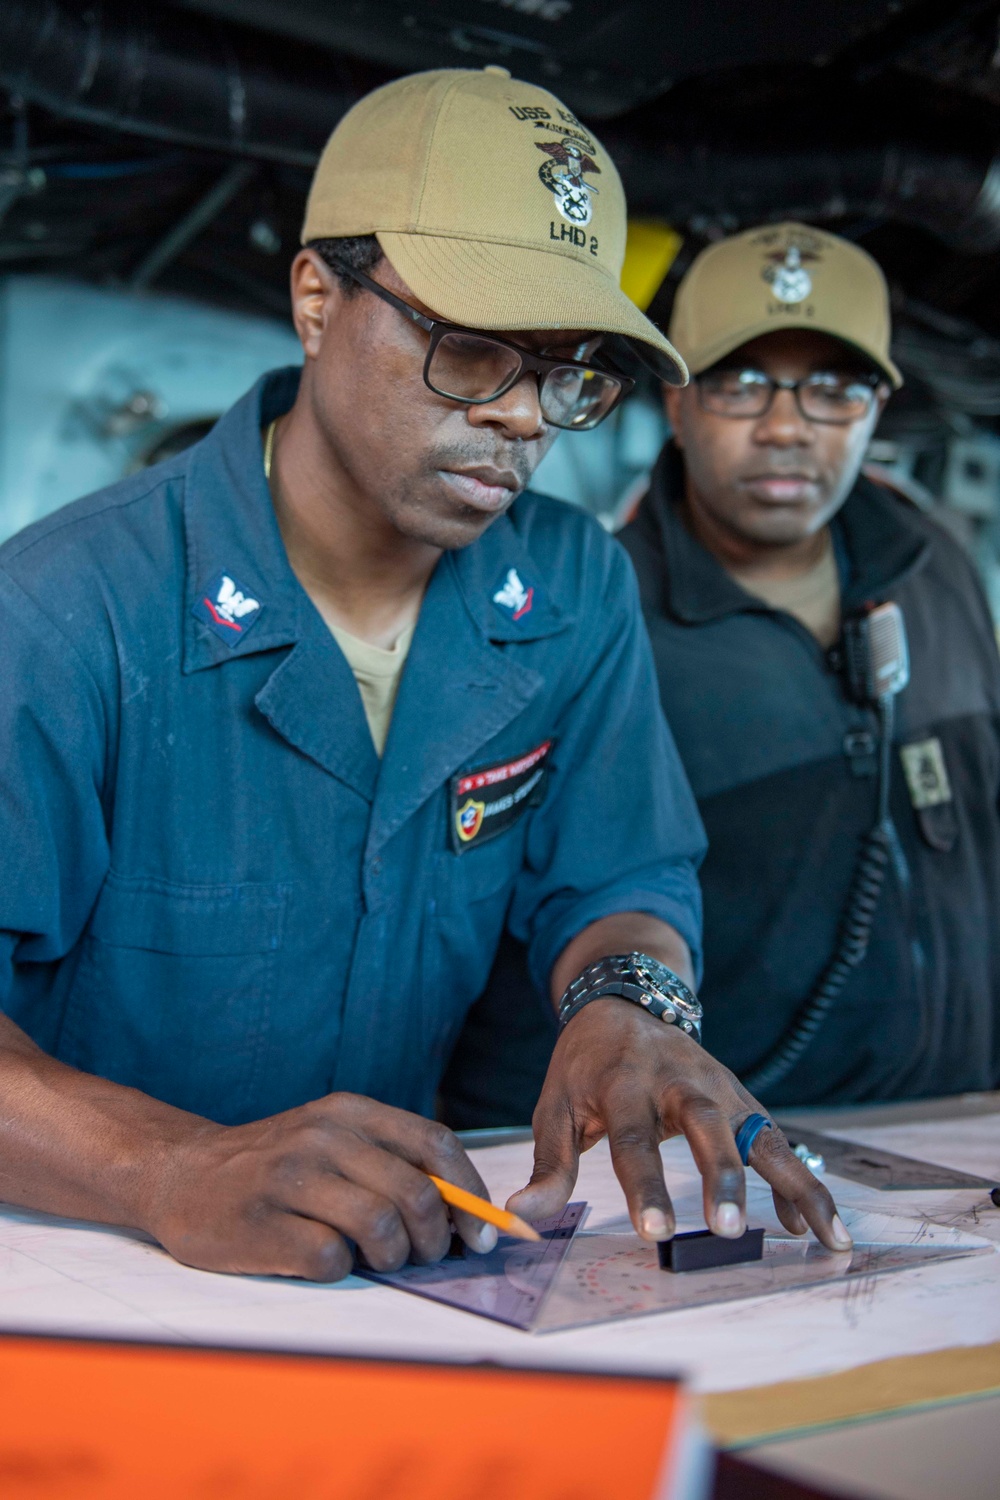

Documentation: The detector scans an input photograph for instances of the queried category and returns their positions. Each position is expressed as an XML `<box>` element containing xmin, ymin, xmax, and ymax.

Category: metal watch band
<box><xmin>557</xmin><ymin>952</ymin><xmax>703</xmax><ymax>1044</ymax></box>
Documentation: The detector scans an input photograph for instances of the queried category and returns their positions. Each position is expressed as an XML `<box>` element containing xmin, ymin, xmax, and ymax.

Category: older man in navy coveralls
<box><xmin>0</xmin><ymin>68</ymin><xmax>847</xmax><ymax>1279</ymax></box>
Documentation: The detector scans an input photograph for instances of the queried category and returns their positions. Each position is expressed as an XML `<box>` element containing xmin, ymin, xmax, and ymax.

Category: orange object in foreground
<box><xmin>428</xmin><ymin>1172</ymin><xmax>542</xmax><ymax>1241</ymax></box>
<box><xmin>0</xmin><ymin>1335</ymin><xmax>695</xmax><ymax>1500</ymax></box>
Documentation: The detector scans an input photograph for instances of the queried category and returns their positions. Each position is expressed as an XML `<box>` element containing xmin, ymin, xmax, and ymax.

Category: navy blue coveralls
<box><xmin>0</xmin><ymin>370</ymin><xmax>705</xmax><ymax>1126</ymax></box>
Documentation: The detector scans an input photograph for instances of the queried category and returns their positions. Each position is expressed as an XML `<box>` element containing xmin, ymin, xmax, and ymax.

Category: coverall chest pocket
<box><xmin>62</xmin><ymin>871</ymin><xmax>290</xmax><ymax>1124</ymax></box>
<box><xmin>445</xmin><ymin>827</ymin><xmax>525</xmax><ymax>910</ymax></box>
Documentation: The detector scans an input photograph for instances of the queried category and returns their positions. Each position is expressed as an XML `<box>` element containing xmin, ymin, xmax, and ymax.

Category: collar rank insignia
<box><xmin>194</xmin><ymin>569</ymin><xmax>263</xmax><ymax>646</ymax></box>
<box><xmin>492</xmin><ymin>566</ymin><xmax>535</xmax><ymax>622</ymax></box>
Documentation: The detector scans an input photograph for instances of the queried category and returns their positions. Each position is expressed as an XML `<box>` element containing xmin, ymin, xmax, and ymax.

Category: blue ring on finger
<box><xmin>734</xmin><ymin>1112</ymin><xmax>772</xmax><ymax>1166</ymax></box>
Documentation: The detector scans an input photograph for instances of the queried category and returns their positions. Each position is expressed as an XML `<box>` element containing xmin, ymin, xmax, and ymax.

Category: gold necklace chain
<box><xmin>263</xmin><ymin>418</ymin><xmax>278</xmax><ymax>481</ymax></box>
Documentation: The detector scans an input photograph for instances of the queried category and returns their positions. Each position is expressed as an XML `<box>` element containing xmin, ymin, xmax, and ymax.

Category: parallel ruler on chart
<box><xmin>779</xmin><ymin>1124</ymin><xmax>999</xmax><ymax>1191</ymax></box>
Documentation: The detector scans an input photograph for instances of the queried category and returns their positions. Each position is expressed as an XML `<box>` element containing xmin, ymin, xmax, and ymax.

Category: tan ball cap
<box><xmin>669</xmin><ymin>222</ymin><xmax>902</xmax><ymax>388</ymax></box>
<box><xmin>302</xmin><ymin>66</ymin><xmax>687</xmax><ymax>385</ymax></box>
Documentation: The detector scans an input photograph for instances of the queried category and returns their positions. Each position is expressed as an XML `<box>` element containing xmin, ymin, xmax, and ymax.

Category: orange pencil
<box><xmin>428</xmin><ymin>1175</ymin><xmax>542</xmax><ymax>1243</ymax></box>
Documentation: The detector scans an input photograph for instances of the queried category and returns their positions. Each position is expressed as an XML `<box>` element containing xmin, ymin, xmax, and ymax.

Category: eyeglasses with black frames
<box><xmin>341</xmin><ymin>266</ymin><xmax>634</xmax><ymax>432</ymax></box>
<box><xmin>696</xmin><ymin>367</ymin><xmax>885</xmax><ymax>426</ymax></box>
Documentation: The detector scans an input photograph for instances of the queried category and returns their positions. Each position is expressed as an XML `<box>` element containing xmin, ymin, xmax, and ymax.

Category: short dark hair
<box><xmin>306</xmin><ymin>235</ymin><xmax>383</xmax><ymax>295</ymax></box>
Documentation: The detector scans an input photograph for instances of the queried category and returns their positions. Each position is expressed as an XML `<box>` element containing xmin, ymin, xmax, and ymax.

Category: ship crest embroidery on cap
<box><xmin>753</xmin><ymin>228</ymin><xmax>824</xmax><ymax>307</ymax></box>
<box><xmin>536</xmin><ymin>137</ymin><xmax>601</xmax><ymax>226</ymax></box>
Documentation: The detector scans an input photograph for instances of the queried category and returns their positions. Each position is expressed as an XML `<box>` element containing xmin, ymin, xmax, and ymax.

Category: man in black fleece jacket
<box><xmin>620</xmin><ymin>223</ymin><xmax>1000</xmax><ymax>1105</ymax></box>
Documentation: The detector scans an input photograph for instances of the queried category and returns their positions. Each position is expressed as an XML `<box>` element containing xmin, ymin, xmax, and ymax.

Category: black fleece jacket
<box><xmin>620</xmin><ymin>445</ymin><xmax>1000</xmax><ymax>1105</ymax></box>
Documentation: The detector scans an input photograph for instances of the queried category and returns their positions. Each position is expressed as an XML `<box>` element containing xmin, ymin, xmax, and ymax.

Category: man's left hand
<box><xmin>506</xmin><ymin>997</ymin><xmax>853</xmax><ymax>1251</ymax></box>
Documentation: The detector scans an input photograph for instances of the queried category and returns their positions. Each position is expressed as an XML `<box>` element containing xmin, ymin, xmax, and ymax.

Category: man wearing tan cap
<box><xmin>0</xmin><ymin>76</ymin><xmax>848</xmax><ymax>1279</ymax></box>
<box><xmin>622</xmin><ymin>223</ymin><xmax>1000</xmax><ymax>1104</ymax></box>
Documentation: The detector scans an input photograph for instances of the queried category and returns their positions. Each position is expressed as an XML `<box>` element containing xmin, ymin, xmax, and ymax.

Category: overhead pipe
<box><xmin>0</xmin><ymin>0</ymin><xmax>356</xmax><ymax>166</ymax></box>
<box><xmin>5</xmin><ymin>0</ymin><xmax>1000</xmax><ymax>254</ymax></box>
<box><xmin>127</xmin><ymin>159</ymin><xmax>257</xmax><ymax>289</ymax></box>
<box><xmin>604</xmin><ymin>139</ymin><xmax>1000</xmax><ymax>254</ymax></box>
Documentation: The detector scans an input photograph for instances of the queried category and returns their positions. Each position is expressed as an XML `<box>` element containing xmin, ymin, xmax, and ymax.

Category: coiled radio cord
<box><xmin>743</xmin><ymin>692</ymin><xmax>895</xmax><ymax>1097</ymax></box>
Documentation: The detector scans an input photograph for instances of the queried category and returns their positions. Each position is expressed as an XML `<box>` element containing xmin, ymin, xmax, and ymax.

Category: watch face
<box><xmin>632</xmin><ymin>955</ymin><xmax>671</xmax><ymax>987</ymax></box>
<box><xmin>631</xmin><ymin>955</ymin><xmax>702</xmax><ymax>1022</ymax></box>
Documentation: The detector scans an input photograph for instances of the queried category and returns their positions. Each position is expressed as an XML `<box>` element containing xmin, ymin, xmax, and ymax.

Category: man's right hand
<box><xmin>0</xmin><ymin>1018</ymin><xmax>493</xmax><ymax>1283</ymax></box>
<box><xmin>143</xmin><ymin>1094</ymin><xmax>497</xmax><ymax>1281</ymax></box>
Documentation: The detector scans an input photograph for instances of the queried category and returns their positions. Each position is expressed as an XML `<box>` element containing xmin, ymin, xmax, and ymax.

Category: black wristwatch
<box><xmin>557</xmin><ymin>952</ymin><xmax>703</xmax><ymax>1044</ymax></box>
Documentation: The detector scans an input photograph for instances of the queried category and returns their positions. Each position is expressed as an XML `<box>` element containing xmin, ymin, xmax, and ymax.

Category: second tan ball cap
<box><xmin>302</xmin><ymin>66</ymin><xmax>687</xmax><ymax>385</ymax></box>
<box><xmin>669</xmin><ymin>222</ymin><xmax>902</xmax><ymax>388</ymax></box>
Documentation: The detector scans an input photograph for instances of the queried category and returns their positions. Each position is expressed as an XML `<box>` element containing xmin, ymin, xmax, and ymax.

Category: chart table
<box><xmin>0</xmin><ymin>1094</ymin><xmax>995</xmax><ymax>1425</ymax></box>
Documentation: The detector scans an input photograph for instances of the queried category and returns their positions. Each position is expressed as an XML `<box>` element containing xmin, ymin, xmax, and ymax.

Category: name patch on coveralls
<box><xmin>450</xmin><ymin>740</ymin><xmax>553</xmax><ymax>851</ymax></box>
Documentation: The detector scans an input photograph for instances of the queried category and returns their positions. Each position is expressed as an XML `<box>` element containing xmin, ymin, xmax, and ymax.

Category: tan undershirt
<box><xmin>727</xmin><ymin>528</ymin><xmax>841</xmax><ymax>648</ymax></box>
<box><xmin>262</xmin><ymin>420</ymin><xmax>415</xmax><ymax>756</ymax></box>
<box><xmin>328</xmin><ymin>620</ymin><xmax>415</xmax><ymax>757</ymax></box>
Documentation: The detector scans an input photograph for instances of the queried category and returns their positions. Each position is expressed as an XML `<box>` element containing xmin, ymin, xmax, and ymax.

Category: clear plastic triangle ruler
<box><xmin>357</xmin><ymin>1201</ymin><xmax>586</xmax><ymax>1330</ymax></box>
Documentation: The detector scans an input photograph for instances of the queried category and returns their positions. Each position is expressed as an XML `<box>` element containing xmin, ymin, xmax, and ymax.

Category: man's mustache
<box><xmin>427</xmin><ymin>445</ymin><xmax>535</xmax><ymax>494</ymax></box>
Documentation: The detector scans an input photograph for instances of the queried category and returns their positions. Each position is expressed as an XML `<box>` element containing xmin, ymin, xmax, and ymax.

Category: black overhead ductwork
<box><xmin>606</xmin><ymin>140</ymin><xmax>1000</xmax><ymax>254</ymax></box>
<box><xmin>0</xmin><ymin>0</ymin><xmax>356</xmax><ymax>166</ymax></box>
<box><xmin>6</xmin><ymin>0</ymin><xmax>1000</xmax><ymax>255</ymax></box>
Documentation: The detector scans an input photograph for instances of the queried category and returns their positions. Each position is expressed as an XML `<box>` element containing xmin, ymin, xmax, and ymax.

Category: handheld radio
<box><xmin>842</xmin><ymin>601</ymin><xmax>910</xmax><ymax>706</ymax></box>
